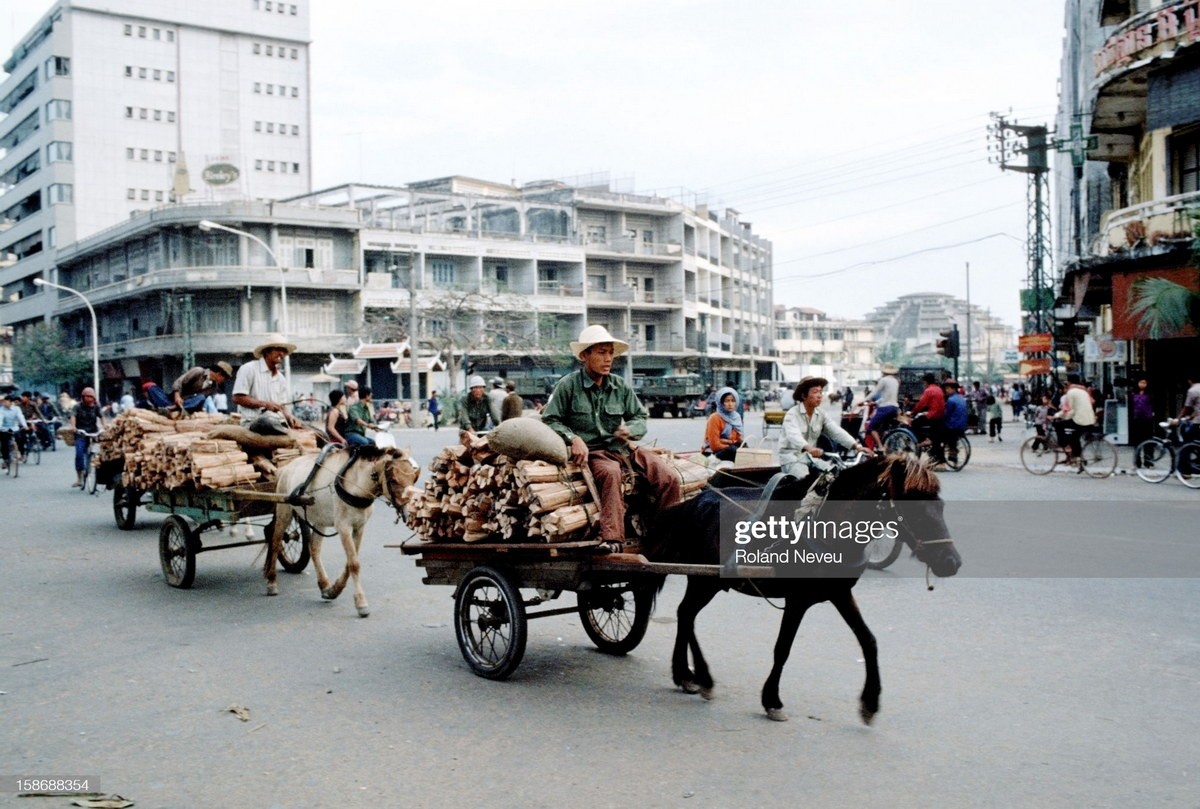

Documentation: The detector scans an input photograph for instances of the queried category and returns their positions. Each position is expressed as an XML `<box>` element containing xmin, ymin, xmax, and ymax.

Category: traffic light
<box><xmin>937</xmin><ymin>326</ymin><xmax>960</xmax><ymax>359</ymax></box>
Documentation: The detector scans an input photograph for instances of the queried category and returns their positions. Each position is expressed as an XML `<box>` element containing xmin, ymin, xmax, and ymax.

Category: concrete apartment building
<box><xmin>0</xmin><ymin>0</ymin><xmax>312</xmax><ymax>334</ymax></box>
<box><xmin>772</xmin><ymin>306</ymin><xmax>878</xmax><ymax>391</ymax></box>
<box><xmin>1053</xmin><ymin>0</ymin><xmax>1199</xmax><ymax>415</ymax></box>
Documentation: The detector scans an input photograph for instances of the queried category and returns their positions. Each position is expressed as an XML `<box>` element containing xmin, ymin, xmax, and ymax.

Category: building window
<box><xmin>127</xmin><ymin>188</ymin><xmax>136</xmax><ymax>199</ymax></box>
<box><xmin>140</xmin><ymin>190</ymin><xmax>149</xmax><ymax>200</ymax></box>
<box><xmin>47</xmin><ymin>141</ymin><xmax>72</xmax><ymax>162</ymax></box>
<box><xmin>266</xmin><ymin>45</ymin><xmax>273</xmax><ymax>56</ymax></box>
<box><xmin>155</xmin><ymin>190</ymin><xmax>164</xmax><ymax>201</ymax></box>
<box><xmin>254</xmin><ymin>121</ymin><xmax>262</xmax><ymax>132</ymax></box>
<box><xmin>45</xmin><ymin>99</ymin><xmax>71</xmax><ymax>121</ymax></box>
<box><xmin>48</xmin><ymin>183</ymin><xmax>73</xmax><ymax>204</ymax></box>
<box><xmin>167</xmin><ymin>111</ymin><xmax>175</xmax><ymax>122</ymax></box>
<box><xmin>254</xmin><ymin>82</ymin><xmax>261</xmax><ymax>93</ymax></box>
<box><xmin>124</xmin><ymin>24</ymin><xmax>132</xmax><ymax>35</ymax></box>
<box><xmin>253</xmin><ymin>43</ymin><xmax>261</xmax><ymax>54</ymax></box>
<box><xmin>126</xmin><ymin>147</ymin><xmax>135</xmax><ymax>159</ymax></box>
<box><xmin>290</xmin><ymin>86</ymin><xmax>298</xmax><ymax>98</ymax></box>
<box><xmin>291</xmin><ymin>124</ymin><xmax>299</xmax><ymax>135</ymax></box>
<box><xmin>431</xmin><ymin>260</ymin><xmax>456</xmax><ymax>286</ymax></box>
<box><xmin>153</xmin><ymin>69</ymin><xmax>162</xmax><ymax>80</ymax></box>
<box><xmin>47</xmin><ymin>226</ymin><xmax>56</xmax><ymax>248</ymax></box>
<box><xmin>278</xmin><ymin>84</ymin><xmax>286</xmax><ymax>95</ymax></box>
<box><xmin>255</xmin><ymin>159</ymin><xmax>263</xmax><ymax>170</ymax></box>
<box><xmin>153</xmin><ymin>28</ymin><xmax>161</xmax><ymax>40</ymax></box>
<box><xmin>140</xmin><ymin>149</ymin><xmax>149</xmax><ymax>160</ymax></box>
<box><xmin>266</xmin><ymin>122</ymin><xmax>274</xmax><ymax>133</ymax></box>
<box><xmin>168</xmin><ymin>152</ymin><xmax>176</xmax><ymax>162</ymax></box>
<box><xmin>45</xmin><ymin>56</ymin><xmax>69</xmax><ymax>78</ymax></box>
<box><xmin>292</xmin><ymin>162</ymin><xmax>300</xmax><ymax>173</ymax></box>
<box><xmin>1173</xmin><ymin>128</ymin><xmax>1200</xmax><ymax>194</ymax></box>
<box><xmin>154</xmin><ymin>150</ymin><xmax>162</xmax><ymax>161</ymax></box>
<box><xmin>267</xmin><ymin>161</ymin><xmax>276</xmax><ymax>171</ymax></box>
<box><xmin>124</xmin><ymin>65</ymin><xmax>133</xmax><ymax>77</ymax></box>
<box><xmin>125</xmin><ymin>106</ymin><xmax>134</xmax><ymax>118</ymax></box>
<box><xmin>265</xmin><ymin>1</ymin><xmax>272</xmax><ymax>9</ymax></box>
<box><xmin>140</xmin><ymin>108</ymin><xmax>148</xmax><ymax>119</ymax></box>
<box><xmin>152</xmin><ymin>109</ymin><xmax>160</xmax><ymax>120</ymax></box>
<box><xmin>138</xmin><ymin>67</ymin><xmax>147</xmax><ymax>79</ymax></box>
<box><xmin>166</xmin><ymin>30</ymin><xmax>175</xmax><ymax>42</ymax></box>
<box><xmin>290</xmin><ymin>4</ymin><xmax>297</xmax><ymax>14</ymax></box>
<box><xmin>166</xmin><ymin>71</ymin><xmax>175</xmax><ymax>82</ymax></box>
<box><xmin>266</xmin><ymin>84</ymin><xmax>274</xmax><ymax>95</ymax></box>
<box><xmin>138</xmin><ymin>26</ymin><xmax>146</xmax><ymax>37</ymax></box>
<box><xmin>290</xmin><ymin>48</ymin><xmax>298</xmax><ymax>58</ymax></box>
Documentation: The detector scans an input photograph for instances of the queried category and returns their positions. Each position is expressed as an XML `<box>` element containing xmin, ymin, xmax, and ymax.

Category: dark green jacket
<box><xmin>541</xmin><ymin>370</ymin><xmax>648</xmax><ymax>453</ymax></box>
<box><xmin>458</xmin><ymin>392</ymin><xmax>491</xmax><ymax>431</ymax></box>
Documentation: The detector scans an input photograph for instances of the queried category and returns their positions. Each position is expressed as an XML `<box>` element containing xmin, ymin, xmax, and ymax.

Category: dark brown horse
<box><xmin>645</xmin><ymin>455</ymin><xmax>961</xmax><ymax>723</ymax></box>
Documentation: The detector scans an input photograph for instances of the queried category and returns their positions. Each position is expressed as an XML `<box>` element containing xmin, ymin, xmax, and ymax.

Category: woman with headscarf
<box><xmin>705</xmin><ymin>386</ymin><xmax>745</xmax><ymax>462</ymax></box>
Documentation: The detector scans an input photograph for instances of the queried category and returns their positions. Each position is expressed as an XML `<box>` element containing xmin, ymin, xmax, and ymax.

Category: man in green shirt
<box><xmin>542</xmin><ymin>325</ymin><xmax>681</xmax><ymax>550</ymax></box>
<box><xmin>344</xmin><ymin>385</ymin><xmax>378</xmax><ymax>447</ymax></box>
<box><xmin>458</xmin><ymin>375</ymin><xmax>492</xmax><ymax>432</ymax></box>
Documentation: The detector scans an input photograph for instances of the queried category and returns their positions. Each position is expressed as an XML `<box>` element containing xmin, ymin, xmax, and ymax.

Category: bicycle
<box><xmin>881</xmin><ymin>415</ymin><xmax>971</xmax><ymax>472</ymax></box>
<box><xmin>1165</xmin><ymin>421</ymin><xmax>1200</xmax><ymax>489</ymax></box>
<box><xmin>1133</xmin><ymin>420</ymin><xmax>1186</xmax><ymax>484</ymax></box>
<box><xmin>1</xmin><ymin>429</ymin><xmax>18</xmax><ymax>478</ymax></box>
<box><xmin>77</xmin><ymin>430</ymin><xmax>103</xmax><ymax>494</ymax></box>
<box><xmin>1019</xmin><ymin>423</ymin><xmax>1116</xmax><ymax>478</ymax></box>
<box><xmin>22</xmin><ymin>425</ymin><xmax>41</xmax><ymax>466</ymax></box>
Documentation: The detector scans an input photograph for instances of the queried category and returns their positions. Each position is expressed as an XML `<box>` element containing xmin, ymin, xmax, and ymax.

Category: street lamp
<box><xmin>198</xmin><ymin>220</ymin><xmax>290</xmax><ymax>384</ymax></box>
<box><xmin>34</xmin><ymin>278</ymin><xmax>100</xmax><ymax>396</ymax></box>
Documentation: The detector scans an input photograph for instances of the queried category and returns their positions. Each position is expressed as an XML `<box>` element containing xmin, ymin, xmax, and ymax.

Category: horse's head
<box><xmin>873</xmin><ymin>455</ymin><xmax>961</xmax><ymax>578</ymax></box>
<box><xmin>380</xmin><ymin>447</ymin><xmax>421</xmax><ymax>510</ymax></box>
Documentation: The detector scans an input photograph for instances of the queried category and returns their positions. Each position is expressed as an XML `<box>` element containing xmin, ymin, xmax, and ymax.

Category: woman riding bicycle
<box><xmin>70</xmin><ymin>387</ymin><xmax>105</xmax><ymax>488</ymax></box>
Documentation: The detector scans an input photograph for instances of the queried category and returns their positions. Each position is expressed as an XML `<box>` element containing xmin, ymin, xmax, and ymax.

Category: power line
<box><xmin>773</xmin><ymin>232</ymin><xmax>1025</xmax><ymax>283</ymax></box>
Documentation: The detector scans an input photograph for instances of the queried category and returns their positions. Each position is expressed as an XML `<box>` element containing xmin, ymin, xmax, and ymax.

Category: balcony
<box><xmin>53</xmin><ymin>266</ymin><xmax>360</xmax><ymax>308</ymax></box>
<box><xmin>1091</xmin><ymin>190</ymin><xmax>1200</xmax><ymax>258</ymax></box>
<box><xmin>629</xmin><ymin>336</ymin><xmax>686</xmax><ymax>353</ymax></box>
<box><xmin>584</xmin><ymin>237</ymin><xmax>682</xmax><ymax>260</ymax></box>
<box><xmin>0</xmin><ymin>288</ymin><xmax>50</xmax><ymax>324</ymax></box>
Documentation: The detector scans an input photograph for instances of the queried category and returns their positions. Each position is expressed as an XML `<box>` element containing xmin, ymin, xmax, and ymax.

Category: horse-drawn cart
<box><xmin>112</xmin><ymin>473</ymin><xmax>311</xmax><ymax>589</ymax></box>
<box><xmin>397</xmin><ymin>537</ymin><xmax>770</xmax><ymax>680</ymax></box>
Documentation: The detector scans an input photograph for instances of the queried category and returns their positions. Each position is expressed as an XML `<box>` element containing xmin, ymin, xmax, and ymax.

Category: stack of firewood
<box><xmin>100</xmin><ymin>410</ymin><xmax>319</xmax><ymax>491</ymax></box>
<box><xmin>403</xmin><ymin>437</ymin><xmax>712</xmax><ymax>545</ymax></box>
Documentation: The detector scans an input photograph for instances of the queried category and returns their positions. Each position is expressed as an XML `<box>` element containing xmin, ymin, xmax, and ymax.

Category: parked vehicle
<box><xmin>634</xmin><ymin>374</ymin><xmax>706</xmax><ymax>418</ymax></box>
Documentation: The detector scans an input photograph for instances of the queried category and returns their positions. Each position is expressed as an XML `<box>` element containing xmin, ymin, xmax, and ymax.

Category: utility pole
<box><xmin>965</xmin><ymin>262</ymin><xmax>972</xmax><ymax>385</ymax></box>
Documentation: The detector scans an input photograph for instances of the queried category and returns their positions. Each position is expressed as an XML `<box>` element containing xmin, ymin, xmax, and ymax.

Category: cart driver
<box><xmin>232</xmin><ymin>333</ymin><xmax>301</xmax><ymax>429</ymax></box>
<box><xmin>541</xmin><ymin>325</ymin><xmax>682</xmax><ymax>553</ymax></box>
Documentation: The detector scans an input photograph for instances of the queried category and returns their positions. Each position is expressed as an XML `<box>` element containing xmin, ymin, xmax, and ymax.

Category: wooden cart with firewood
<box><xmin>395</xmin><ymin>434</ymin><xmax>773</xmax><ymax>679</ymax></box>
<box><xmin>98</xmin><ymin>409</ymin><xmax>320</xmax><ymax>588</ymax></box>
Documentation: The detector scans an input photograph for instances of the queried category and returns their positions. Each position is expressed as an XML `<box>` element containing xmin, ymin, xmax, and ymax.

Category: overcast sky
<box><xmin>5</xmin><ymin>1</ymin><xmax>1066</xmax><ymax>330</ymax></box>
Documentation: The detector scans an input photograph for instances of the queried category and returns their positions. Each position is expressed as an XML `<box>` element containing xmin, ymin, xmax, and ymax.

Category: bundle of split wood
<box><xmin>404</xmin><ymin>435</ymin><xmax>712</xmax><ymax>545</ymax></box>
<box><xmin>101</xmin><ymin>409</ymin><xmax>319</xmax><ymax>491</ymax></box>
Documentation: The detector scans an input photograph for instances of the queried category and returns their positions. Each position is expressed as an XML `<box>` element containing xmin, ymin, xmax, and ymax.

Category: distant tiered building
<box><xmin>864</xmin><ymin>292</ymin><xmax>1014</xmax><ymax>376</ymax></box>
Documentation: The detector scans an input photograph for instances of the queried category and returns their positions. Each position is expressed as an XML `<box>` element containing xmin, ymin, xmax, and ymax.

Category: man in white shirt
<box><xmin>780</xmin><ymin>376</ymin><xmax>868</xmax><ymax>483</ymax></box>
<box><xmin>1178</xmin><ymin>372</ymin><xmax>1200</xmax><ymax>443</ymax></box>
<box><xmin>864</xmin><ymin>363</ymin><xmax>901</xmax><ymax>451</ymax></box>
<box><xmin>1054</xmin><ymin>373</ymin><xmax>1096</xmax><ymax>462</ymax></box>
<box><xmin>232</xmin><ymin>333</ymin><xmax>299</xmax><ymax>428</ymax></box>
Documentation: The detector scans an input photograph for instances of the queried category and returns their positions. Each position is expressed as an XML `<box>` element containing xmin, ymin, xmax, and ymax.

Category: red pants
<box><xmin>588</xmin><ymin>447</ymin><xmax>683</xmax><ymax>542</ymax></box>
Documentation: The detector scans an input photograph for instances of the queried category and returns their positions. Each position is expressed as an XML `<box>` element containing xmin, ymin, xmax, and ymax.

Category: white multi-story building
<box><xmin>773</xmin><ymin>306</ymin><xmax>878</xmax><ymax>391</ymax></box>
<box><xmin>0</xmin><ymin>0</ymin><xmax>312</xmax><ymax>330</ymax></box>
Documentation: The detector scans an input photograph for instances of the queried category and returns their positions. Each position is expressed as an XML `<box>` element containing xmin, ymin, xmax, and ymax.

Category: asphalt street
<box><xmin>1</xmin><ymin>414</ymin><xmax>1197</xmax><ymax>808</ymax></box>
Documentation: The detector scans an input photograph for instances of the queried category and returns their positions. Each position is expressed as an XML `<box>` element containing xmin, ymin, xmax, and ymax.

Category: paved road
<box><xmin>1</xmin><ymin>417</ymin><xmax>1196</xmax><ymax>808</ymax></box>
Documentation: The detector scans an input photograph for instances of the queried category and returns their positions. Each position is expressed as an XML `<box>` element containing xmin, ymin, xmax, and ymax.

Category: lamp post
<box><xmin>34</xmin><ymin>278</ymin><xmax>100</xmax><ymax>396</ymax></box>
<box><xmin>198</xmin><ymin>220</ymin><xmax>290</xmax><ymax>385</ymax></box>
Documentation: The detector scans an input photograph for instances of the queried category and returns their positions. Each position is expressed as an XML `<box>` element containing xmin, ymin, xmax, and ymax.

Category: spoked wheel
<box><xmin>1176</xmin><ymin>444</ymin><xmax>1200</xmax><ymax>489</ymax></box>
<box><xmin>864</xmin><ymin>534</ymin><xmax>903</xmax><ymax>570</ymax></box>
<box><xmin>1020</xmin><ymin>436</ymin><xmax>1057</xmax><ymax>475</ymax></box>
<box><xmin>1080</xmin><ymin>435</ymin><xmax>1117</xmax><ymax>479</ymax></box>
<box><xmin>1133</xmin><ymin>439</ymin><xmax>1174</xmax><ymax>484</ymax></box>
<box><xmin>578</xmin><ymin>581</ymin><xmax>653</xmax><ymax>655</ymax></box>
<box><xmin>159</xmin><ymin>515</ymin><xmax>197</xmax><ymax>589</ymax></box>
<box><xmin>942</xmin><ymin>435</ymin><xmax>971</xmax><ymax>471</ymax></box>
<box><xmin>113</xmin><ymin>477</ymin><xmax>140</xmax><ymax>530</ymax></box>
<box><xmin>87</xmin><ymin>460</ymin><xmax>101</xmax><ymax>495</ymax></box>
<box><xmin>883</xmin><ymin>428</ymin><xmax>918</xmax><ymax>456</ymax></box>
<box><xmin>275</xmin><ymin>515</ymin><xmax>311</xmax><ymax>574</ymax></box>
<box><xmin>25</xmin><ymin>438</ymin><xmax>40</xmax><ymax>466</ymax></box>
<box><xmin>454</xmin><ymin>566</ymin><xmax>527</xmax><ymax>680</ymax></box>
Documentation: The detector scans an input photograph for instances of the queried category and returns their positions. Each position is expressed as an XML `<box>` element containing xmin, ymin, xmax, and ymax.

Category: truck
<box><xmin>897</xmin><ymin>365</ymin><xmax>951</xmax><ymax>406</ymax></box>
<box><xmin>633</xmin><ymin>374</ymin><xmax>707</xmax><ymax>419</ymax></box>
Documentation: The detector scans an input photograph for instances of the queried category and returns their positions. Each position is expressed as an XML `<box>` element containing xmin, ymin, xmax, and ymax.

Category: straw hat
<box><xmin>252</xmin><ymin>333</ymin><xmax>296</xmax><ymax>358</ymax></box>
<box><xmin>209</xmin><ymin>361</ymin><xmax>234</xmax><ymax>378</ymax></box>
<box><xmin>792</xmin><ymin>375</ymin><xmax>828</xmax><ymax>401</ymax></box>
<box><xmin>569</xmin><ymin>324</ymin><xmax>629</xmax><ymax>361</ymax></box>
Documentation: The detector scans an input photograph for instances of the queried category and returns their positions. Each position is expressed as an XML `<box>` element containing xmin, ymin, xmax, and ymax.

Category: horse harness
<box><xmin>286</xmin><ymin>444</ymin><xmax>382</xmax><ymax>537</ymax></box>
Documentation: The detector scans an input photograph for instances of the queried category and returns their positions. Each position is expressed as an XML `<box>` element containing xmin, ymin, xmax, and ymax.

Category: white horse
<box><xmin>264</xmin><ymin>445</ymin><xmax>420</xmax><ymax>617</ymax></box>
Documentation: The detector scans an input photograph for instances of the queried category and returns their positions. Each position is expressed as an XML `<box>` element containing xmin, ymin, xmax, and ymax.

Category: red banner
<box><xmin>1018</xmin><ymin>333</ymin><xmax>1053</xmax><ymax>353</ymax></box>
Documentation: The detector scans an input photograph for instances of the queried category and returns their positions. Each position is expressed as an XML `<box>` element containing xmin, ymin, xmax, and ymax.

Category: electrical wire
<box><xmin>773</xmin><ymin>232</ymin><xmax>1025</xmax><ymax>283</ymax></box>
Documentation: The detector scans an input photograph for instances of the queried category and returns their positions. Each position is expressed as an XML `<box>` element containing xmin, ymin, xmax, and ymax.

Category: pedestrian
<box><xmin>704</xmin><ymin>387</ymin><xmax>745</xmax><ymax>462</ymax></box>
<box><xmin>501</xmin><ymin>382</ymin><xmax>524</xmax><ymax>421</ymax></box>
<box><xmin>1011</xmin><ymin>383</ymin><xmax>1025</xmax><ymax>422</ymax></box>
<box><xmin>487</xmin><ymin>378</ymin><xmax>506</xmax><ymax>426</ymax></box>
<box><xmin>987</xmin><ymin>395</ymin><xmax>1003</xmax><ymax>442</ymax></box>
<box><xmin>1129</xmin><ymin>378</ymin><xmax>1154</xmax><ymax>448</ymax></box>
<box><xmin>427</xmin><ymin>390</ymin><xmax>441</xmax><ymax>431</ymax></box>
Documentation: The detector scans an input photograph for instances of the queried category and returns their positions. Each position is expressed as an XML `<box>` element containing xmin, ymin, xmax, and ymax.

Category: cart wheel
<box><xmin>454</xmin><ymin>565</ymin><xmax>527</xmax><ymax>680</ymax></box>
<box><xmin>113</xmin><ymin>477</ymin><xmax>140</xmax><ymax>531</ymax></box>
<box><xmin>276</xmin><ymin>516</ymin><xmax>311</xmax><ymax>574</ymax></box>
<box><xmin>864</xmin><ymin>534</ymin><xmax>903</xmax><ymax>571</ymax></box>
<box><xmin>159</xmin><ymin>515</ymin><xmax>197</xmax><ymax>589</ymax></box>
<box><xmin>883</xmin><ymin>429</ymin><xmax>918</xmax><ymax>456</ymax></box>
<box><xmin>578</xmin><ymin>581</ymin><xmax>652</xmax><ymax>655</ymax></box>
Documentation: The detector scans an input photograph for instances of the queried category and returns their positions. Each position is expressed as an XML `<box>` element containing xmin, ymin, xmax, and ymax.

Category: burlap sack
<box><xmin>486</xmin><ymin>417</ymin><xmax>568</xmax><ymax>466</ymax></box>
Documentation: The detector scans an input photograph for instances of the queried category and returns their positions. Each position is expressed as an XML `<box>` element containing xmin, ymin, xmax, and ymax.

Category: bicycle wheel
<box><xmin>883</xmin><ymin>428</ymin><xmax>918</xmax><ymax>456</ymax></box>
<box><xmin>944</xmin><ymin>435</ymin><xmax>971</xmax><ymax>471</ymax></box>
<box><xmin>1176</xmin><ymin>443</ymin><xmax>1200</xmax><ymax>489</ymax></box>
<box><xmin>25</xmin><ymin>436</ymin><xmax>40</xmax><ymax>466</ymax></box>
<box><xmin>1079</xmin><ymin>435</ymin><xmax>1117</xmax><ymax>479</ymax></box>
<box><xmin>1133</xmin><ymin>439</ymin><xmax>1174</xmax><ymax>484</ymax></box>
<box><xmin>1020</xmin><ymin>436</ymin><xmax>1057</xmax><ymax>475</ymax></box>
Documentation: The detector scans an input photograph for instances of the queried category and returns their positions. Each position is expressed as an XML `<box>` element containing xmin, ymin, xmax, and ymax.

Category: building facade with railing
<box><xmin>1055</xmin><ymin>0</ymin><xmax>1200</xmax><ymax>411</ymax></box>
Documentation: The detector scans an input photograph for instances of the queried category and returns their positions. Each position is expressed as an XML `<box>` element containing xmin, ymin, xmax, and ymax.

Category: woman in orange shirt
<box><xmin>705</xmin><ymin>387</ymin><xmax>744</xmax><ymax>461</ymax></box>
